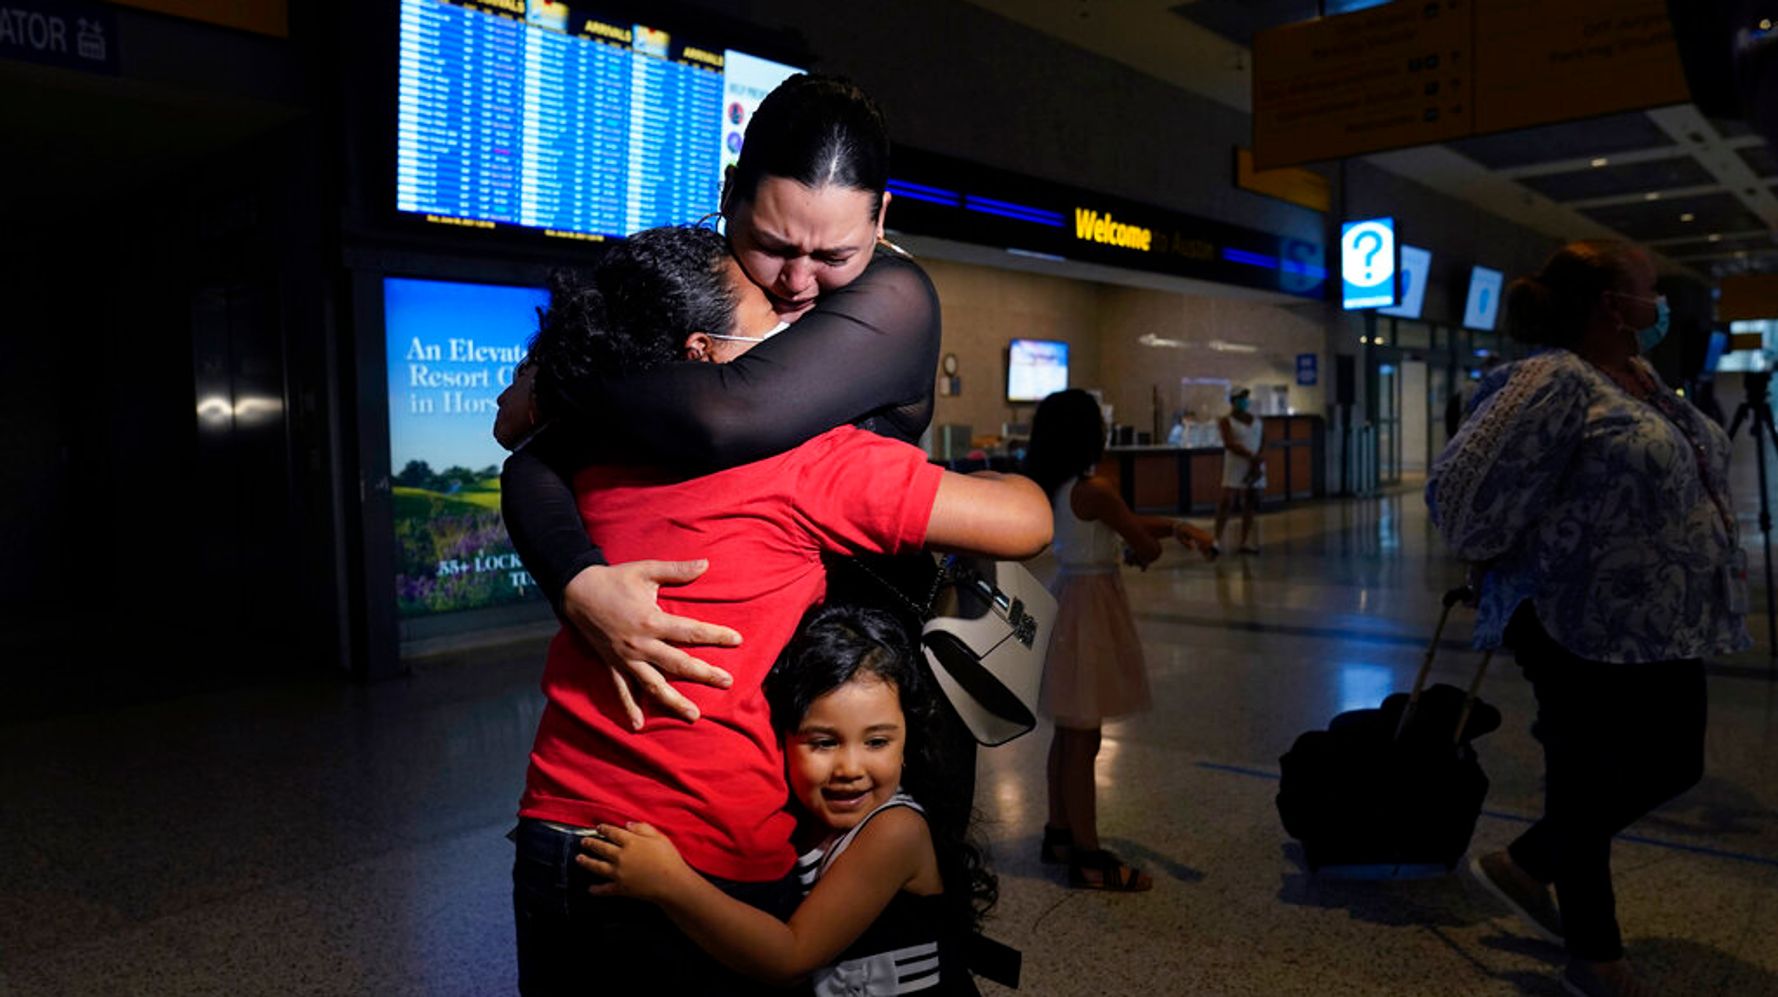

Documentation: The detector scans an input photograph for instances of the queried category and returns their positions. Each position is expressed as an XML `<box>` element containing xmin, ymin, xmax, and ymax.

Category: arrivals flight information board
<box><xmin>397</xmin><ymin>0</ymin><xmax>799</xmax><ymax>240</ymax></box>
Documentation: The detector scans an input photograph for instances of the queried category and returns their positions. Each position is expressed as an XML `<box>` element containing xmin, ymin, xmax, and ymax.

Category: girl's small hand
<box><xmin>575</xmin><ymin>822</ymin><xmax>693</xmax><ymax>902</ymax></box>
<box><xmin>1174</xmin><ymin>522</ymin><xmax>1219</xmax><ymax>561</ymax></box>
<box><xmin>1122</xmin><ymin>545</ymin><xmax>1158</xmax><ymax>570</ymax></box>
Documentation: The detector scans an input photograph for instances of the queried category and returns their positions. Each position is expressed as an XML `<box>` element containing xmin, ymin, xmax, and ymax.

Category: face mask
<box><xmin>1634</xmin><ymin>296</ymin><xmax>1670</xmax><ymax>354</ymax></box>
<box><xmin>1615</xmin><ymin>293</ymin><xmax>1669</xmax><ymax>354</ymax></box>
<box><xmin>707</xmin><ymin>320</ymin><xmax>790</xmax><ymax>344</ymax></box>
<box><xmin>1232</xmin><ymin>397</ymin><xmax>1250</xmax><ymax>412</ymax></box>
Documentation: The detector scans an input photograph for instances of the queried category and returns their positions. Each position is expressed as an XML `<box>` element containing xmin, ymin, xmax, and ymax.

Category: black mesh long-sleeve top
<box><xmin>501</xmin><ymin>252</ymin><xmax>943</xmax><ymax>610</ymax></box>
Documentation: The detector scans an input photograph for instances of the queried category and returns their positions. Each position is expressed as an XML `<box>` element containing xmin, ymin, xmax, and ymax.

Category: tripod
<box><xmin>1724</xmin><ymin>369</ymin><xmax>1778</xmax><ymax>666</ymax></box>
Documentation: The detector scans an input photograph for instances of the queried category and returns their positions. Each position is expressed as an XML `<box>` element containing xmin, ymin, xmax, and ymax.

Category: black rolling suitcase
<box><xmin>1276</xmin><ymin>587</ymin><xmax>1503</xmax><ymax>873</ymax></box>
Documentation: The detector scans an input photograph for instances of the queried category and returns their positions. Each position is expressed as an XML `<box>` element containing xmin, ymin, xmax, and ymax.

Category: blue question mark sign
<box><xmin>1340</xmin><ymin>218</ymin><xmax>1396</xmax><ymax>309</ymax></box>
<box><xmin>1355</xmin><ymin>231</ymin><xmax>1383</xmax><ymax>283</ymax></box>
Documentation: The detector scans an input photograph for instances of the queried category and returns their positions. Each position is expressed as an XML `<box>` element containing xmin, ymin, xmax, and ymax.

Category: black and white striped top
<box><xmin>794</xmin><ymin>792</ymin><xmax>948</xmax><ymax>996</ymax></box>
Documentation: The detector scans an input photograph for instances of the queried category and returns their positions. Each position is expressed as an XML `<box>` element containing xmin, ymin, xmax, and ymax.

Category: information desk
<box><xmin>1099</xmin><ymin>415</ymin><xmax>1324</xmax><ymax>515</ymax></box>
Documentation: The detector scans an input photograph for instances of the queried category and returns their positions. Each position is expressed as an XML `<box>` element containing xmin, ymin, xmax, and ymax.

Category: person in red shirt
<box><xmin>505</xmin><ymin>226</ymin><xmax>1050</xmax><ymax>996</ymax></box>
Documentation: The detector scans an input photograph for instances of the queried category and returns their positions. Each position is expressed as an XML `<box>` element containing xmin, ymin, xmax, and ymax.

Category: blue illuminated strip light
<box><xmin>886</xmin><ymin>179</ymin><xmax>960</xmax><ymax>207</ymax></box>
<box><xmin>1222</xmin><ymin>247</ymin><xmax>1277</xmax><ymax>269</ymax></box>
<box><xmin>1221</xmin><ymin>247</ymin><xmax>1328</xmax><ymax>280</ymax></box>
<box><xmin>964</xmin><ymin>195</ymin><xmax>1065</xmax><ymax>228</ymax></box>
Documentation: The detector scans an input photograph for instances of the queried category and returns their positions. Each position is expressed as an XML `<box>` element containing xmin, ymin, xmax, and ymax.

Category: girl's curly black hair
<box><xmin>526</xmin><ymin>225</ymin><xmax>739</xmax><ymax>419</ymax></box>
<box><xmin>764</xmin><ymin>604</ymin><xmax>997</xmax><ymax>946</ymax></box>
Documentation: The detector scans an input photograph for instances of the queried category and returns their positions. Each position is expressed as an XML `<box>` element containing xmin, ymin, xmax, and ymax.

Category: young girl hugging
<box><xmin>1024</xmin><ymin>388</ymin><xmax>1217</xmax><ymax>892</ymax></box>
<box><xmin>575</xmin><ymin>604</ymin><xmax>993</xmax><ymax>995</ymax></box>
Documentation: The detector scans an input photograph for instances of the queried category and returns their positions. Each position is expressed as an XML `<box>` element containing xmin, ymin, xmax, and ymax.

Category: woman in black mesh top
<box><xmin>499</xmin><ymin>74</ymin><xmax>943</xmax><ymax>728</ymax></box>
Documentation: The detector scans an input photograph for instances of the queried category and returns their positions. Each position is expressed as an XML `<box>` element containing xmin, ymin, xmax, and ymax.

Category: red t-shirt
<box><xmin>520</xmin><ymin>426</ymin><xmax>945</xmax><ymax>882</ymax></box>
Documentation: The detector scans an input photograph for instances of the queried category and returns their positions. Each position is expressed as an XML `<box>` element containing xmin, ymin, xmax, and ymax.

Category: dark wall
<box><xmin>0</xmin><ymin>8</ymin><xmax>342</xmax><ymax>717</ymax></box>
<box><xmin>674</xmin><ymin>0</ymin><xmax>1325</xmax><ymax>247</ymax></box>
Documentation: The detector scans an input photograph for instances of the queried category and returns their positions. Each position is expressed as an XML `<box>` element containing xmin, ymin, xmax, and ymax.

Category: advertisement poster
<box><xmin>384</xmin><ymin>276</ymin><xmax>549</xmax><ymax>617</ymax></box>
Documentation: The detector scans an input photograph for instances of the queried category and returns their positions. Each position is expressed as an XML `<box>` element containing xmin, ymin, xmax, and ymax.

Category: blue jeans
<box><xmin>511</xmin><ymin>819</ymin><xmax>799</xmax><ymax>996</ymax></box>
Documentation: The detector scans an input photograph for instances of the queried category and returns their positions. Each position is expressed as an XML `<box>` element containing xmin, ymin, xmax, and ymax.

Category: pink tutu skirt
<box><xmin>1039</xmin><ymin>570</ymin><xmax>1151</xmax><ymax>729</ymax></box>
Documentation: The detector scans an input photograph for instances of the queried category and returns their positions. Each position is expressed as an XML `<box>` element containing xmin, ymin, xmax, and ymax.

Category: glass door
<box><xmin>1375</xmin><ymin>357</ymin><xmax>1401</xmax><ymax>485</ymax></box>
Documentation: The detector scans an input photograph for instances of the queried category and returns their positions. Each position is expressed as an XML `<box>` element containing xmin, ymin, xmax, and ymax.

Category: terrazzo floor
<box><xmin>4</xmin><ymin>488</ymin><xmax>1777</xmax><ymax>995</ymax></box>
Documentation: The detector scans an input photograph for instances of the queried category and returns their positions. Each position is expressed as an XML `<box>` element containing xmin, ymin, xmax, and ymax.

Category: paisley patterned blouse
<box><xmin>1427</xmin><ymin>348</ymin><xmax>1750</xmax><ymax>664</ymax></box>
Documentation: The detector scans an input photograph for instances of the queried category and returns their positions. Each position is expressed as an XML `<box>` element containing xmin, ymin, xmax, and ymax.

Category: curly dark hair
<box><xmin>1023</xmin><ymin>388</ymin><xmax>1106</xmax><ymax>496</ymax></box>
<box><xmin>765</xmin><ymin>605</ymin><xmax>997</xmax><ymax>946</ymax></box>
<box><xmin>527</xmin><ymin>226</ymin><xmax>739</xmax><ymax>419</ymax></box>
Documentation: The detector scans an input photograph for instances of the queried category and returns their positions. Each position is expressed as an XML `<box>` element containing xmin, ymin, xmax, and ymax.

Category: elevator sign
<box><xmin>1341</xmin><ymin>217</ymin><xmax>1396</xmax><ymax>310</ymax></box>
<box><xmin>0</xmin><ymin>1</ymin><xmax>117</xmax><ymax>74</ymax></box>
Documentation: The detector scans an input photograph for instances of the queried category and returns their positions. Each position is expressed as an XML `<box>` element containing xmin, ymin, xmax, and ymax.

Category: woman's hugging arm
<box><xmin>500</xmin><ymin>429</ymin><xmax>741</xmax><ymax>728</ymax></box>
<box><xmin>553</xmin><ymin>258</ymin><xmax>942</xmax><ymax>469</ymax></box>
<box><xmin>500</xmin><ymin>429</ymin><xmax>606</xmax><ymax>614</ymax></box>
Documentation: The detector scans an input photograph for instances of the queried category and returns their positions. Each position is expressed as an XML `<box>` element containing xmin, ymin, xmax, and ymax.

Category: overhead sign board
<box><xmin>1720</xmin><ymin>275</ymin><xmax>1778</xmax><ymax>322</ymax></box>
<box><xmin>1234</xmin><ymin>148</ymin><xmax>1331</xmax><ymax>213</ymax></box>
<box><xmin>885</xmin><ymin>146</ymin><xmax>1328</xmax><ymax>299</ymax></box>
<box><xmin>1341</xmin><ymin>217</ymin><xmax>1396</xmax><ymax>310</ymax></box>
<box><xmin>1252</xmin><ymin>1</ymin><xmax>1473</xmax><ymax>170</ymax></box>
<box><xmin>1254</xmin><ymin>0</ymin><xmax>1690</xmax><ymax>169</ymax></box>
<box><xmin>1473</xmin><ymin>0</ymin><xmax>1688</xmax><ymax>135</ymax></box>
<box><xmin>109</xmin><ymin>0</ymin><xmax>286</xmax><ymax>38</ymax></box>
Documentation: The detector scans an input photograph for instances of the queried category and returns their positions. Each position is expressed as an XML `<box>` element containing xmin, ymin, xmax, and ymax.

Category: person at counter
<box><xmin>1165</xmin><ymin>410</ymin><xmax>1187</xmax><ymax>447</ymax></box>
<box><xmin>1214</xmin><ymin>387</ymin><xmax>1264</xmax><ymax>555</ymax></box>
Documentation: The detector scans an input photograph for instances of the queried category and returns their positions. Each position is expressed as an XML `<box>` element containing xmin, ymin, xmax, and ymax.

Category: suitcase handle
<box><xmin>1394</xmin><ymin>587</ymin><xmax>1493</xmax><ymax>746</ymax></box>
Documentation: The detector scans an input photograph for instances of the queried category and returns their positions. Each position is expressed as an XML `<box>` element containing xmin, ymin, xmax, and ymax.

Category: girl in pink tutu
<box><xmin>1023</xmin><ymin>389</ymin><xmax>1217</xmax><ymax>891</ymax></box>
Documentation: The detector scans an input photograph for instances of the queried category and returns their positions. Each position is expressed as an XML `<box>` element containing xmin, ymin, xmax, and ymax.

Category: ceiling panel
<box><xmin>1446</xmin><ymin>113</ymin><xmax>1675</xmax><ymax>169</ymax></box>
<box><xmin>1579</xmin><ymin>192</ymin><xmax>1762</xmax><ymax>243</ymax></box>
<box><xmin>1738</xmin><ymin>144</ymin><xmax>1778</xmax><ymax>179</ymax></box>
<box><xmin>1011</xmin><ymin>1</ymin><xmax>1776</xmax><ymax>277</ymax></box>
<box><xmin>1707</xmin><ymin>253</ymin><xmax>1778</xmax><ymax>278</ymax></box>
<box><xmin>1516</xmin><ymin>157</ymin><xmax>1716</xmax><ymax>202</ymax></box>
<box><xmin>1712</xmin><ymin>117</ymin><xmax>1757</xmax><ymax>139</ymax></box>
<box><xmin>1662</xmin><ymin>232</ymin><xmax>1778</xmax><ymax>259</ymax></box>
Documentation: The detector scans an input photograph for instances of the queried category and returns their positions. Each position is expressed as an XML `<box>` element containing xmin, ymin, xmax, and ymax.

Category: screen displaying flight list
<box><xmin>397</xmin><ymin>0</ymin><xmax>800</xmax><ymax>240</ymax></box>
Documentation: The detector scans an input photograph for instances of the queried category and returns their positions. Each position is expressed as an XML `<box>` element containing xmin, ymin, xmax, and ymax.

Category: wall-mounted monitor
<box><xmin>1462</xmin><ymin>265</ymin><xmax>1504</xmax><ymax>331</ymax></box>
<box><xmin>384</xmin><ymin>276</ymin><xmax>548</xmax><ymax>618</ymax></box>
<box><xmin>396</xmin><ymin>0</ymin><xmax>801</xmax><ymax>241</ymax></box>
<box><xmin>1340</xmin><ymin>217</ymin><xmax>1396</xmax><ymax>310</ymax></box>
<box><xmin>1008</xmin><ymin>339</ymin><xmax>1069</xmax><ymax>403</ymax></box>
<box><xmin>1377</xmin><ymin>244</ymin><xmax>1431</xmax><ymax>319</ymax></box>
<box><xmin>1720</xmin><ymin>320</ymin><xmax>1775</xmax><ymax>373</ymax></box>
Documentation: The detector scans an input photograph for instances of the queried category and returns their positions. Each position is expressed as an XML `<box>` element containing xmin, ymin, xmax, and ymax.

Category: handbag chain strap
<box><xmin>843</xmin><ymin>553</ymin><xmax>954</xmax><ymax>622</ymax></box>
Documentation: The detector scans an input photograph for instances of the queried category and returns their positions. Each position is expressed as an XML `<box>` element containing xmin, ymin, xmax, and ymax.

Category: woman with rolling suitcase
<box><xmin>1427</xmin><ymin>240</ymin><xmax>1750</xmax><ymax>997</ymax></box>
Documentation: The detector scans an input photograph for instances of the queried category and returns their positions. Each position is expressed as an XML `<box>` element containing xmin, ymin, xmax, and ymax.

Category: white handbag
<box><xmin>921</xmin><ymin>557</ymin><xmax>1057</xmax><ymax>746</ymax></box>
